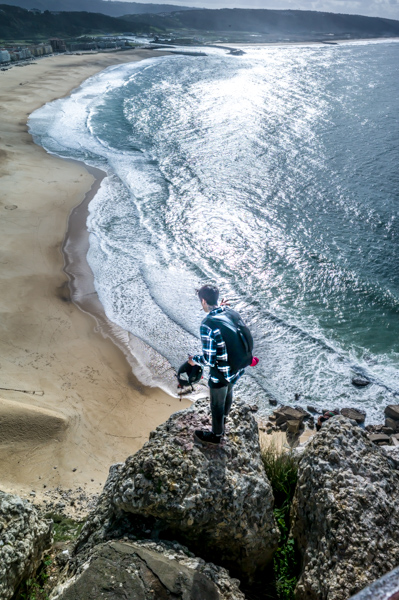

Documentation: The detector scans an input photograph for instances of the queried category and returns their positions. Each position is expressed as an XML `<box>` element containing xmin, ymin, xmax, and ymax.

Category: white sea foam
<box><xmin>29</xmin><ymin>44</ymin><xmax>399</xmax><ymax>422</ymax></box>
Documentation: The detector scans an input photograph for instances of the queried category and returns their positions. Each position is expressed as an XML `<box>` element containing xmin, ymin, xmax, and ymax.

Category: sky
<box><xmin>114</xmin><ymin>0</ymin><xmax>399</xmax><ymax>21</ymax></box>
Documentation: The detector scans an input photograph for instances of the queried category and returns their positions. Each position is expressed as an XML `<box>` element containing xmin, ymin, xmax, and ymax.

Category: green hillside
<box><xmin>2</xmin><ymin>0</ymin><xmax>193</xmax><ymax>17</ymax></box>
<box><xmin>1</xmin><ymin>4</ymin><xmax>399</xmax><ymax>44</ymax></box>
<box><xmin>122</xmin><ymin>8</ymin><xmax>399</xmax><ymax>39</ymax></box>
<box><xmin>0</xmin><ymin>4</ymin><xmax>162</xmax><ymax>40</ymax></box>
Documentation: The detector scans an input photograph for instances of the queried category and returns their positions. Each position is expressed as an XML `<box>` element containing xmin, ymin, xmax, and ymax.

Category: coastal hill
<box><xmin>122</xmin><ymin>8</ymin><xmax>399</xmax><ymax>40</ymax></box>
<box><xmin>0</xmin><ymin>4</ymin><xmax>157</xmax><ymax>38</ymax></box>
<box><xmin>1</xmin><ymin>4</ymin><xmax>399</xmax><ymax>42</ymax></box>
<box><xmin>0</xmin><ymin>0</ymin><xmax>194</xmax><ymax>17</ymax></box>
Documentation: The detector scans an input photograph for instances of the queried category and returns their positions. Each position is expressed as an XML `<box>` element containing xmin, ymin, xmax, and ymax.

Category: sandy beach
<box><xmin>0</xmin><ymin>50</ymin><xmax>191</xmax><ymax>509</ymax></box>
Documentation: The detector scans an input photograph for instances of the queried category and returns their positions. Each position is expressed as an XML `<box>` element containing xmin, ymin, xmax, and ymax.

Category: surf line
<box><xmin>258</xmin><ymin>307</ymin><xmax>399</xmax><ymax>398</ymax></box>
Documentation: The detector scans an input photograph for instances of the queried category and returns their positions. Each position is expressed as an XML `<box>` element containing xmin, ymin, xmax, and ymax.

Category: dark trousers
<box><xmin>210</xmin><ymin>383</ymin><xmax>234</xmax><ymax>435</ymax></box>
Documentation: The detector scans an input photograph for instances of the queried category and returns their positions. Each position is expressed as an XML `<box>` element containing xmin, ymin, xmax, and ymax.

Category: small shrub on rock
<box><xmin>261</xmin><ymin>442</ymin><xmax>299</xmax><ymax>600</ymax></box>
<box><xmin>17</xmin><ymin>556</ymin><xmax>52</xmax><ymax>600</ymax></box>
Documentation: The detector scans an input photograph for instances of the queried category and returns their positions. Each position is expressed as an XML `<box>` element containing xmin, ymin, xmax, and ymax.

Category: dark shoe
<box><xmin>194</xmin><ymin>430</ymin><xmax>222</xmax><ymax>446</ymax></box>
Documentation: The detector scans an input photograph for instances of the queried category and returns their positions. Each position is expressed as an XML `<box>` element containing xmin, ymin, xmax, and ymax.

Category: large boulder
<box><xmin>369</xmin><ymin>432</ymin><xmax>391</xmax><ymax>446</ymax></box>
<box><xmin>75</xmin><ymin>399</ymin><xmax>279</xmax><ymax>578</ymax></box>
<box><xmin>384</xmin><ymin>417</ymin><xmax>399</xmax><ymax>433</ymax></box>
<box><xmin>274</xmin><ymin>406</ymin><xmax>308</xmax><ymax>428</ymax></box>
<box><xmin>340</xmin><ymin>408</ymin><xmax>366</xmax><ymax>424</ymax></box>
<box><xmin>0</xmin><ymin>490</ymin><xmax>53</xmax><ymax>600</ymax></box>
<box><xmin>385</xmin><ymin>405</ymin><xmax>399</xmax><ymax>421</ymax></box>
<box><xmin>291</xmin><ymin>416</ymin><xmax>399</xmax><ymax>600</ymax></box>
<box><xmin>50</xmin><ymin>539</ymin><xmax>245</xmax><ymax>600</ymax></box>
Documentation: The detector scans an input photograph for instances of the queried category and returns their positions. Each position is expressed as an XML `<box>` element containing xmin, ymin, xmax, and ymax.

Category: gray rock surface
<box><xmin>0</xmin><ymin>490</ymin><xmax>52</xmax><ymax>600</ymax></box>
<box><xmin>75</xmin><ymin>399</ymin><xmax>279</xmax><ymax>578</ymax></box>
<box><xmin>286</xmin><ymin>419</ymin><xmax>302</xmax><ymax>434</ymax></box>
<box><xmin>274</xmin><ymin>406</ymin><xmax>308</xmax><ymax>427</ymax></box>
<box><xmin>381</xmin><ymin>445</ymin><xmax>399</xmax><ymax>468</ymax></box>
<box><xmin>51</xmin><ymin>539</ymin><xmax>245</xmax><ymax>600</ymax></box>
<box><xmin>291</xmin><ymin>416</ymin><xmax>399</xmax><ymax>600</ymax></box>
<box><xmin>385</xmin><ymin>417</ymin><xmax>399</xmax><ymax>432</ymax></box>
<box><xmin>340</xmin><ymin>408</ymin><xmax>366</xmax><ymax>424</ymax></box>
<box><xmin>351</xmin><ymin>377</ymin><xmax>370</xmax><ymax>387</ymax></box>
<box><xmin>385</xmin><ymin>405</ymin><xmax>399</xmax><ymax>420</ymax></box>
<box><xmin>369</xmin><ymin>432</ymin><xmax>391</xmax><ymax>445</ymax></box>
<box><xmin>349</xmin><ymin>564</ymin><xmax>399</xmax><ymax>600</ymax></box>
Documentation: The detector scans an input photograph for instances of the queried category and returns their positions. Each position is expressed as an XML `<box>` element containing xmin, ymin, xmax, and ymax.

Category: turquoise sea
<box><xmin>29</xmin><ymin>41</ymin><xmax>399</xmax><ymax>421</ymax></box>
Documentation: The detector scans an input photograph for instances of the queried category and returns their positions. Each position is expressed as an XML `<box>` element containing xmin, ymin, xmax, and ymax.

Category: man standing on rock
<box><xmin>188</xmin><ymin>284</ymin><xmax>255</xmax><ymax>446</ymax></box>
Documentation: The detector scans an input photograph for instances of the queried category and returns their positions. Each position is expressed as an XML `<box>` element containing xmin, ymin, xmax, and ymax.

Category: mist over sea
<box><xmin>29</xmin><ymin>41</ymin><xmax>399</xmax><ymax>422</ymax></box>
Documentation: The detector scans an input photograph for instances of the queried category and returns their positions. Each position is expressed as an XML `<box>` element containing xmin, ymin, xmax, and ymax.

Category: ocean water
<box><xmin>29</xmin><ymin>42</ymin><xmax>399</xmax><ymax>421</ymax></box>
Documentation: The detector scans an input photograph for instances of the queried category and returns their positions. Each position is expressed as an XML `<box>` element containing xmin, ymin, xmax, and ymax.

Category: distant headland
<box><xmin>1</xmin><ymin>3</ymin><xmax>399</xmax><ymax>51</ymax></box>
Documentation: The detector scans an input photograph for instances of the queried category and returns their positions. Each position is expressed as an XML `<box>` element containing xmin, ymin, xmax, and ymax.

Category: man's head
<box><xmin>197</xmin><ymin>284</ymin><xmax>219</xmax><ymax>313</ymax></box>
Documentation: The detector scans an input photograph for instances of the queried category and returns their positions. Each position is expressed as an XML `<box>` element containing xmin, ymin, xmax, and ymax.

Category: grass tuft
<box><xmin>261</xmin><ymin>440</ymin><xmax>299</xmax><ymax>600</ymax></box>
<box><xmin>17</xmin><ymin>556</ymin><xmax>52</xmax><ymax>600</ymax></box>
<box><xmin>261</xmin><ymin>441</ymin><xmax>298</xmax><ymax>508</ymax></box>
<box><xmin>44</xmin><ymin>512</ymin><xmax>84</xmax><ymax>543</ymax></box>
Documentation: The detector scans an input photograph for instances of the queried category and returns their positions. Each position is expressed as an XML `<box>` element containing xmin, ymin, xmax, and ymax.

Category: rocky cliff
<box><xmin>0</xmin><ymin>490</ymin><xmax>52</xmax><ymax>600</ymax></box>
<box><xmin>6</xmin><ymin>400</ymin><xmax>399</xmax><ymax>600</ymax></box>
<box><xmin>74</xmin><ymin>398</ymin><xmax>279</xmax><ymax>579</ymax></box>
<box><xmin>291</xmin><ymin>415</ymin><xmax>399</xmax><ymax>600</ymax></box>
<box><xmin>50</xmin><ymin>539</ymin><xmax>245</xmax><ymax>600</ymax></box>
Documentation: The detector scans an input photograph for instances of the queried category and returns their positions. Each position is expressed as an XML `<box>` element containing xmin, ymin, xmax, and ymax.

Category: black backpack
<box><xmin>177</xmin><ymin>361</ymin><xmax>204</xmax><ymax>389</ymax></box>
<box><xmin>204</xmin><ymin>308</ymin><xmax>254</xmax><ymax>374</ymax></box>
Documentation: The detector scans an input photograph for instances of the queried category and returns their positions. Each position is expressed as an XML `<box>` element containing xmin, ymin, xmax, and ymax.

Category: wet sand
<box><xmin>0</xmin><ymin>50</ymin><xmax>191</xmax><ymax>507</ymax></box>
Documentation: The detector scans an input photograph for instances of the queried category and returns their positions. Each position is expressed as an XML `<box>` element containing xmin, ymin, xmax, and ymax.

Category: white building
<box><xmin>0</xmin><ymin>50</ymin><xmax>10</xmax><ymax>63</ymax></box>
<box><xmin>18</xmin><ymin>48</ymin><xmax>32</xmax><ymax>59</ymax></box>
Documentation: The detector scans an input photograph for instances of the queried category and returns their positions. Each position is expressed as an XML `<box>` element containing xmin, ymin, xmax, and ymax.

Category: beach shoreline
<box><xmin>61</xmin><ymin>157</ymin><xmax>185</xmax><ymax>399</ymax></box>
<box><xmin>0</xmin><ymin>49</ymin><xmax>191</xmax><ymax>509</ymax></box>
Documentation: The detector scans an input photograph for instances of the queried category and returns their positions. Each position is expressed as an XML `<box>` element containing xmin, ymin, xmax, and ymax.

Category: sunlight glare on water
<box><xmin>29</xmin><ymin>42</ymin><xmax>399</xmax><ymax>421</ymax></box>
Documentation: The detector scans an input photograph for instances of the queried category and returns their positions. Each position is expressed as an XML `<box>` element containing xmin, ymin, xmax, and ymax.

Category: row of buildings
<box><xmin>0</xmin><ymin>42</ymin><xmax>54</xmax><ymax>64</ymax></box>
<box><xmin>68</xmin><ymin>39</ymin><xmax>129</xmax><ymax>51</ymax></box>
<box><xmin>0</xmin><ymin>37</ymin><xmax>131</xmax><ymax>65</ymax></box>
